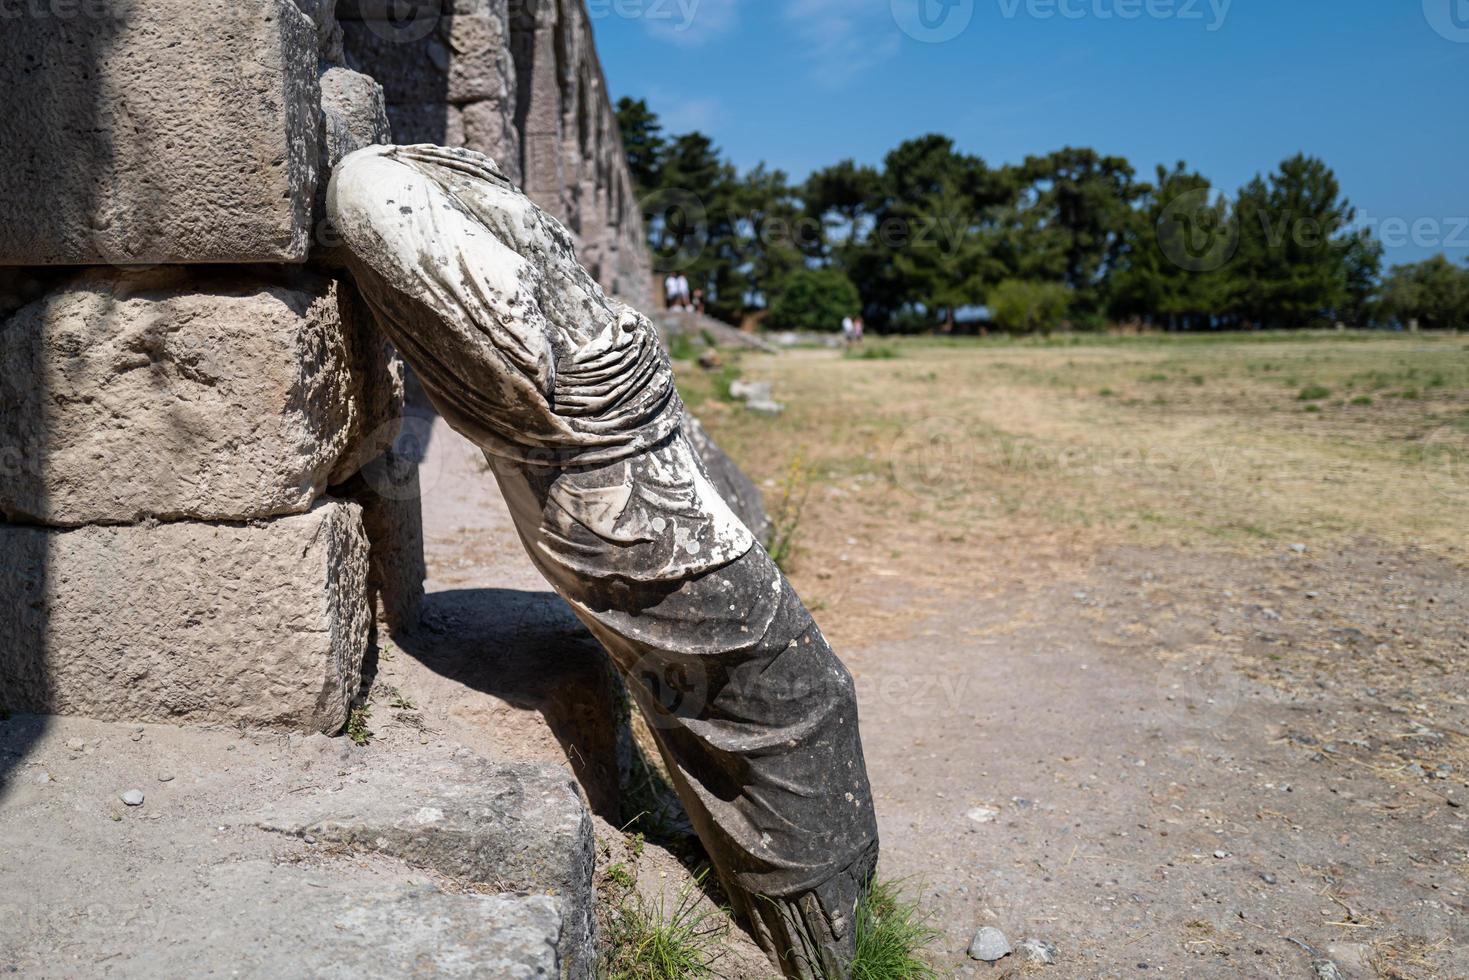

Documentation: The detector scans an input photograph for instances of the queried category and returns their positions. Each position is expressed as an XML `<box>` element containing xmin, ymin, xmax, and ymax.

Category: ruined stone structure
<box><xmin>0</xmin><ymin>0</ymin><xmax>651</xmax><ymax>734</ymax></box>
<box><xmin>338</xmin><ymin>0</ymin><xmax>653</xmax><ymax>307</ymax></box>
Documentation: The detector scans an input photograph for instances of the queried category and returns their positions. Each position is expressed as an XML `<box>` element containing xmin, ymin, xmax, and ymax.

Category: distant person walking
<box><xmin>841</xmin><ymin>315</ymin><xmax>855</xmax><ymax>347</ymax></box>
<box><xmin>853</xmin><ymin>315</ymin><xmax>865</xmax><ymax>345</ymax></box>
<box><xmin>674</xmin><ymin>273</ymin><xmax>691</xmax><ymax>310</ymax></box>
<box><xmin>665</xmin><ymin>273</ymin><xmax>684</xmax><ymax>311</ymax></box>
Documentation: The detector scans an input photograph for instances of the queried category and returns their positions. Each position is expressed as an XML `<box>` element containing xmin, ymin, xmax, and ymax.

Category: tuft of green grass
<box><xmin>847</xmin><ymin>344</ymin><xmax>899</xmax><ymax>360</ymax></box>
<box><xmin>345</xmin><ymin>704</ymin><xmax>373</xmax><ymax>746</ymax></box>
<box><xmin>1351</xmin><ymin>395</ymin><xmax>1374</xmax><ymax>407</ymax></box>
<box><xmin>602</xmin><ymin>874</ymin><xmax>726</xmax><ymax>980</ymax></box>
<box><xmin>667</xmin><ymin>332</ymin><xmax>698</xmax><ymax>362</ymax></box>
<box><xmin>767</xmin><ymin>455</ymin><xmax>811</xmax><ymax>572</ymax></box>
<box><xmin>1098</xmin><ymin>387</ymin><xmax>1116</xmax><ymax>397</ymax></box>
<box><xmin>847</xmin><ymin>879</ymin><xmax>942</xmax><ymax>980</ymax></box>
<box><xmin>1297</xmin><ymin>384</ymin><xmax>1331</xmax><ymax>401</ymax></box>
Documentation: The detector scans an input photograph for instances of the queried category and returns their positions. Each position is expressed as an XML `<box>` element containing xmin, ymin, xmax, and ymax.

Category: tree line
<box><xmin>616</xmin><ymin>98</ymin><xmax>1469</xmax><ymax>334</ymax></box>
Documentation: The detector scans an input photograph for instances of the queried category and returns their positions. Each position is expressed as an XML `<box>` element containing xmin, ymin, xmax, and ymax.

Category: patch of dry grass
<box><xmin>682</xmin><ymin>334</ymin><xmax>1467</xmax><ymax>553</ymax></box>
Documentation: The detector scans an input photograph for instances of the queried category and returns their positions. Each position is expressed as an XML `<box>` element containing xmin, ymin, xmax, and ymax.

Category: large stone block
<box><xmin>341</xmin><ymin>6</ymin><xmax>513</xmax><ymax>105</ymax></box>
<box><xmin>0</xmin><ymin>501</ymin><xmax>370</xmax><ymax>733</ymax></box>
<box><xmin>253</xmin><ymin>757</ymin><xmax>596</xmax><ymax>976</ymax></box>
<box><xmin>462</xmin><ymin>99</ymin><xmax>522</xmax><ymax>184</ymax></box>
<box><xmin>321</xmin><ymin>66</ymin><xmax>392</xmax><ymax>174</ymax></box>
<box><xmin>0</xmin><ymin>269</ymin><xmax>373</xmax><ymax>527</ymax></box>
<box><xmin>0</xmin><ymin>0</ymin><xmax>320</xmax><ymax>265</ymax></box>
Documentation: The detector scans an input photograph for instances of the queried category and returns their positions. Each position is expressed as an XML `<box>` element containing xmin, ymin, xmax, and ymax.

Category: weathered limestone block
<box><xmin>463</xmin><ymin>100</ymin><xmax>523</xmax><ymax>184</ymax></box>
<box><xmin>0</xmin><ymin>502</ymin><xmax>370</xmax><ymax>734</ymax></box>
<box><xmin>340</xmin><ymin>5</ymin><xmax>513</xmax><ymax>105</ymax></box>
<box><xmin>321</xmin><ymin>66</ymin><xmax>392</xmax><ymax>174</ymax></box>
<box><xmin>0</xmin><ymin>270</ymin><xmax>370</xmax><ymax>527</ymax></box>
<box><xmin>333</xmin><ymin>448</ymin><xmax>425</xmax><ymax>632</ymax></box>
<box><xmin>0</xmin><ymin>0</ymin><xmax>321</xmax><ymax>266</ymax></box>
<box><xmin>252</xmin><ymin>758</ymin><xmax>596</xmax><ymax>976</ymax></box>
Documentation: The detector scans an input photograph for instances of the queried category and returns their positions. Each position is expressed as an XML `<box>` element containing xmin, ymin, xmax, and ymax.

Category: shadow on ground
<box><xmin>391</xmin><ymin>587</ymin><xmax>633</xmax><ymax>820</ymax></box>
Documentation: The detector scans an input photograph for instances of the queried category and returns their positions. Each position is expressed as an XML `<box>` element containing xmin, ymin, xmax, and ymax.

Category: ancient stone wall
<box><xmin>339</xmin><ymin>0</ymin><xmax>653</xmax><ymax>307</ymax></box>
<box><xmin>0</xmin><ymin>0</ymin><xmax>648</xmax><ymax>734</ymax></box>
<box><xmin>0</xmin><ymin>0</ymin><xmax>420</xmax><ymax>733</ymax></box>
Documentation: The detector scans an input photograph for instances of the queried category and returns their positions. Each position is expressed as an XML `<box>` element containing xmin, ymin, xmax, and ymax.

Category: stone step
<box><xmin>0</xmin><ymin>716</ymin><xmax>594</xmax><ymax>978</ymax></box>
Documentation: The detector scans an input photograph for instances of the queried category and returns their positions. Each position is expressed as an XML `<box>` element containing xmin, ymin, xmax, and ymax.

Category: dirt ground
<box><xmin>312</xmin><ymin>335</ymin><xmax>1469</xmax><ymax>977</ymax></box>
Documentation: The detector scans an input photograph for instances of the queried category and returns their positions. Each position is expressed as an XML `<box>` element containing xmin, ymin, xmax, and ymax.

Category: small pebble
<box><xmin>968</xmin><ymin>926</ymin><xmax>1012</xmax><ymax>962</ymax></box>
<box><xmin>1261</xmin><ymin>873</ymin><xmax>1278</xmax><ymax>885</ymax></box>
<box><xmin>157</xmin><ymin>774</ymin><xmax>175</xmax><ymax>783</ymax></box>
<box><xmin>36</xmin><ymin>772</ymin><xmax>53</xmax><ymax>784</ymax></box>
<box><xmin>121</xmin><ymin>789</ymin><xmax>145</xmax><ymax>807</ymax></box>
<box><xmin>1291</xmin><ymin>543</ymin><xmax>1308</xmax><ymax>554</ymax></box>
<box><xmin>65</xmin><ymin>738</ymin><xmax>85</xmax><ymax>752</ymax></box>
<box><xmin>1018</xmin><ymin>938</ymin><xmax>1059</xmax><ymax>965</ymax></box>
<box><xmin>1214</xmin><ymin>850</ymin><xmax>1230</xmax><ymax>859</ymax></box>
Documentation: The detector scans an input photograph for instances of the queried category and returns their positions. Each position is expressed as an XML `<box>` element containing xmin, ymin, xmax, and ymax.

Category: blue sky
<box><xmin>590</xmin><ymin>0</ymin><xmax>1469</xmax><ymax>268</ymax></box>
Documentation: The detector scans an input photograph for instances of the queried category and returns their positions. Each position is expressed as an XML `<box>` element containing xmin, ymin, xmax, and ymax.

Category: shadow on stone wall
<box><xmin>0</xmin><ymin>8</ymin><xmax>126</xmax><ymax>789</ymax></box>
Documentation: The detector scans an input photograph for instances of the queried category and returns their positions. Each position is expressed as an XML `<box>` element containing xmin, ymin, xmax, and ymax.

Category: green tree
<box><xmin>767</xmin><ymin>268</ymin><xmax>861</xmax><ymax>332</ymax></box>
<box><xmin>802</xmin><ymin>159</ymin><xmax>883</xmax><ymax>266</ymax></box>
<box><xmin>1108</xmin><ymin>163</ymin><xmax>1235</xmax><ymax>329</ymax></box>
<box><xmin>1378</xmin><ymin>254</ymin><xmax>1469</xmax><ymax>329</ymax></box>
<box><xmin>988</xmin><ymin>279</ymin><xmax>1072</xmax><ymax>335</ymax></box>
<box><xmin>1229</xmin><ymin>155</ymin><xmax>1360</xmax><ymax>329</ymax></box>
<box><xmin>1012</xmin><ymin>148</ymin><xmax>1143</xmax><ymax>318</ymax></box>
<box><xmin>738</xmin><ymin>164</ymin><xmax>808</xmax><ymax>310</ymax></box>
<box><xmin>867</xmin><ymin>135</ymin><xmax>1017</xmax><ymax>331</ymax></box>
<box><xmin>614</xmin><ymin>97</ymin><xmax>665</xmax><ymax>193</ymax></box>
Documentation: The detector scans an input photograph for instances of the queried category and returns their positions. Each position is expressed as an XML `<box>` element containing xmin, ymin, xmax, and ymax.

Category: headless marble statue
<box><xmin>327</xmin><ymin>145</ymin><xmax>878</xmax><ymax>978</ymax></box>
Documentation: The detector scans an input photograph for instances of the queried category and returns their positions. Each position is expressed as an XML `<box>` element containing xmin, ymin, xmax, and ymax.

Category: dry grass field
<box><xmin>680</xmin><ymin>333</ymin><xmax>1469</xmax><ymax>567</ymax></box>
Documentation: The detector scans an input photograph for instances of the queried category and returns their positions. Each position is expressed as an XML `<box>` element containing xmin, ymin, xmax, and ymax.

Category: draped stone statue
<box><xmin>327</xmin><ymin>145</ymin><xmax>878</xmax><ymax>978</ymax></box>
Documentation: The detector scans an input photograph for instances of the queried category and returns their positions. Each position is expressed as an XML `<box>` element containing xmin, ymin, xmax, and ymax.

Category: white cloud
<box><xmin>653</xmin><ymin>94</ymin><xmax>726</xmax><ymax>134</ymax></box>
<box><xmin>635</xmin><ymin>0</ymin><xmax>740</xmax><ymax>47</ymax></box>
<box><xmin>783</xmin><ymin>0</ymin><xmax>902</xmax><ymax>88</ymax></box>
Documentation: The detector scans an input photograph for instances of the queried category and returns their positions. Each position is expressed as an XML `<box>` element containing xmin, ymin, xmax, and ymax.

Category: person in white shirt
<box><xmin>841</xmin><ymin>316</ymin><xmax>855</xmax><ymax>346</ymax></box>
<box><xmin>674</xmin><ymin>274</ymin><xmax>691</xmax><ymax>310</ymax></box>
<box><xmin>665</xmin><ymin>273</ymin><xmax>681</xmax><ymax>310</ymax></box>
